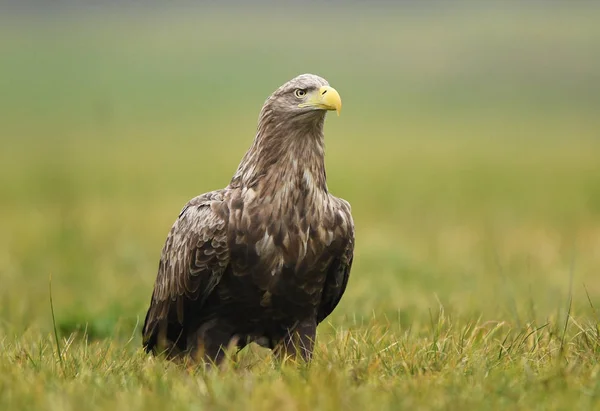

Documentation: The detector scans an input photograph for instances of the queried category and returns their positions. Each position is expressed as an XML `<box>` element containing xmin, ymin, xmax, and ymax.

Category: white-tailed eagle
<box><xmin>142</xmin><ymin>74</ymin><xmax>354</xmax><ymax>364</ymax></box>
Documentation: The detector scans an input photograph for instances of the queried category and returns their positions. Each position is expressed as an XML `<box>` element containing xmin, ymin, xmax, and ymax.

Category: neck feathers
<box><xmin>231</xmin><ymin>107</ymin><xmax>328</xmax><ymax>198</ymax></box>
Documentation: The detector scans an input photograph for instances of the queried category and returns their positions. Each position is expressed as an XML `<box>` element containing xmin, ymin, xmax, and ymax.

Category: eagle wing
<box><xmin>142</xmin><ymin>191</ymin><xmax>229</xmax><ymax>351</ymax></box>
<box><xmin>317</xmin><ymin>198</ymin><xmax>354</xmax><ymax>324</ymax></box>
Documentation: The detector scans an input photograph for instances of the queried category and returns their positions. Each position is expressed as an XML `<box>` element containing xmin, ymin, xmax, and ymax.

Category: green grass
<box><xmin>2</xmin><ymin>4</ymin><xmax>600</xmax><ymax>410</ymax></box>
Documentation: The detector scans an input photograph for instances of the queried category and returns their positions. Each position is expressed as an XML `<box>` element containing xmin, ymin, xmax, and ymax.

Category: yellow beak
<box><xmin>318</xmin><ymin>86</ymin><xmax>342</xmax><ymax>116</ymax></box>
<box><xmin>300</xmin><ymin>85</ymin><xmax>342</xmax><ymax>116</ymax></box>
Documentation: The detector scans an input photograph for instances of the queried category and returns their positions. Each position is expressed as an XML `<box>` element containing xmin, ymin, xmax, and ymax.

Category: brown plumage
<box><xmin>142</xmin><ymin>74</ymin><xmax>354</xmax><ymax>364</ymax></box>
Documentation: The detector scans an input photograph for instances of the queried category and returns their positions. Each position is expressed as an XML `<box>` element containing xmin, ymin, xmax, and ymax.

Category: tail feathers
<box><xmin>141</xmin><ymin>309</ymin><xmax>158</xmax><ymax>353</ymax></box>
<box><xmin>142</xmin><ymin>311</ymin><xmax>186</xmax><ymax>357</ymax></box>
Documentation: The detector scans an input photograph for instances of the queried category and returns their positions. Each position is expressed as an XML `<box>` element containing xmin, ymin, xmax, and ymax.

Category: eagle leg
<box><xmin>274</xmin><ymin>318</ymin><xmax>317</xmax><ymax>362</ymax></box>
<box><xmin>187</xmin><ymin>320</ymin><xmax>237</xmax><ymax>366</ymax></box>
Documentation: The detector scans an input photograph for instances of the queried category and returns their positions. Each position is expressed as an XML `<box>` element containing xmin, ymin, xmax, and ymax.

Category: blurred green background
<box><xmin>1</xmin><ymin>2</ymin><xmax>600</xmax><ymax>341</ymax></box>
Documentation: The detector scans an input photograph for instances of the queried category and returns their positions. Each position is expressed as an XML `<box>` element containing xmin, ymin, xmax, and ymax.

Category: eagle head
<box><xmin>263</xmin><ymin>74</ymin><xmax>342</xmax><ymax>120</ymax></box>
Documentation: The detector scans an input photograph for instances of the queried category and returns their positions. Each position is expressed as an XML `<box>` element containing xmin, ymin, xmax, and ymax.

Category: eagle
<box><xmin>142</xmin><ymin>74</ymin><xmax>354</xmax><ymax>364</ymax></box>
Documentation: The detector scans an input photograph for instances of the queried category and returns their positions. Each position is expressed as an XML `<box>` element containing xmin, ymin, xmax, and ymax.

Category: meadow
<box><xmin>1</xmin><ymin>4</ymin><xmax>600</xmax><ymax>410</ymax></box>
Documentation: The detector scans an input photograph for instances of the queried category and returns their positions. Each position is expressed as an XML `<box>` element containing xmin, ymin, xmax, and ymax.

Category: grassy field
<box><xmin>2</xmin><ymin>4</ymin><xmax>600</xmax><ymax>410</ymax></box>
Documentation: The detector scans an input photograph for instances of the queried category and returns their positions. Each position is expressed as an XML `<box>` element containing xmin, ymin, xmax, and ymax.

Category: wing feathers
<box><xmin>317</xmin><ymin>197</ymin><xmax>355</xmax><ymax>324</ymax></box>
<box><xmin>143</xmin><ymin>191</ymin><xmax>229</xmax><ymax>344</ymax></box>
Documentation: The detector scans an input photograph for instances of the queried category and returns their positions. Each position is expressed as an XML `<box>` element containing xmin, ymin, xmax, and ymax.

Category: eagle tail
<box><xmin>142</xmin><ymin>307</ymin><xmax>187</xmax><ymax>357</ymax></box>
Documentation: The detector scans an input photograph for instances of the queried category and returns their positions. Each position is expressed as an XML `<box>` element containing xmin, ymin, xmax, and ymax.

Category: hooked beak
<box><xmin>299</xmin><ymin>85</ymin><xmax>342</xmax><ymax>116</ymax></box>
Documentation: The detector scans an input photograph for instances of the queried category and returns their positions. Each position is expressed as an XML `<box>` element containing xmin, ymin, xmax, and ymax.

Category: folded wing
<box><xmin>317</xmin><ymin>198</ymin><xmax>354</xmax><ymax>324</ymax></box>
<box><xmin>142</xmin><ymin>192</ymin><xmax>229</xmax><ymax>354</ymax></box>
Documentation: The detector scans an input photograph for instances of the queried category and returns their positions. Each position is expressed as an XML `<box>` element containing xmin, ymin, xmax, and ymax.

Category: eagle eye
<box><xmin>294</xmin><ymin>89</ymin><xmax>307</xmax><ymax>98</ymax></box>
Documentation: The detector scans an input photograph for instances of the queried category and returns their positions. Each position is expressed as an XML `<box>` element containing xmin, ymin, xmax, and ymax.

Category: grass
<box><xmin>2</xmin><ymin>4</ymin><xmax>600</xmax><ymax>410</ymax></box>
